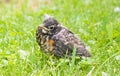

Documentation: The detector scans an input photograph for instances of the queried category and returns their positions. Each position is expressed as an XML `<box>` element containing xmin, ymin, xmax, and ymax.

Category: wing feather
<box><xmin>52</xmin><ymin>27</ymin><xmax>91</xmax><ymax>57</ymax></box>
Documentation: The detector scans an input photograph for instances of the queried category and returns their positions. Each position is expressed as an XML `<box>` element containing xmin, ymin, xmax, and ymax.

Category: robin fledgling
<box><xmin>36</xmin><ymin>14</ymin><xmax>91</xmax><ymax>58</ymax></box>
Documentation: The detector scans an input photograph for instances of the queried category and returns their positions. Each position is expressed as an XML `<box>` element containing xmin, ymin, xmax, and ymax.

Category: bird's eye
<box><xmin>49</xmin><ymin>25</ymin><xmax>54</xmax><ymax>30</ymax></box>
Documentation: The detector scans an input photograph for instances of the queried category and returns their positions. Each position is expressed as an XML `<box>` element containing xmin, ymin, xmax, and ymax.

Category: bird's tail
<box><xmin>76</xmin><ymin>47</ymin><xmax>91</xmax><ymax>57</ymax></box>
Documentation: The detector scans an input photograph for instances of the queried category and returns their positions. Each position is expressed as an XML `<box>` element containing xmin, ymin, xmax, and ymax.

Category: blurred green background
<box><xmin>0</xmin><ymin>0</ymin><xmax>120</xmax><ymax>76</ymax></box>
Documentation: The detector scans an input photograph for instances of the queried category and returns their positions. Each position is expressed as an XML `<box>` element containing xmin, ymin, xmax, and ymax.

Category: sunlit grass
<box><xmin>0</xmin><ymin>0</ymin><xmax>120</xmax><ymax>76</ymax></box>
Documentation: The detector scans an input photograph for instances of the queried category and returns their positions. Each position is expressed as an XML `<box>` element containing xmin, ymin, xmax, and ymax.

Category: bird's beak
<box><xmin>39</xmin><ymin>24</ymin><xmax>48</xmax><ymax>31</ymax></box>
<box><xmin>39</xmin><ymin>24</ymin><xmax>49</xmax><ymax>33</ymax></box>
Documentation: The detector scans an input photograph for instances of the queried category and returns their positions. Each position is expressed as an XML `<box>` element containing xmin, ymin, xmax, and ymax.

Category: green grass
<box><xmin>0</xmin><ymin>0</ymin><xmax>120</xmax><ymax>76</ymax></box>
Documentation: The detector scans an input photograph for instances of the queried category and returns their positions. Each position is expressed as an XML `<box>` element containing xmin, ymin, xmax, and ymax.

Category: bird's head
<box><xmin>38</xmin><ymin>14</ymin><xmax>60</xmax><ymax>35</ymax></box>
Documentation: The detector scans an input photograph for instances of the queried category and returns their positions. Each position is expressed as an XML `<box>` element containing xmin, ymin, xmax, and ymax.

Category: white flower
<box><xmin>6</xmin><ymin>51</ymin><xmax>11</xmax><ymax>54</ymax></box>
<box><xmin>115</xmin><ymin>55</ymin><xmax>120</xmax><ymax>61</ymax></box>
<box><xmin>102</xmin><ymin>72</ymin><xmax>108</xmax><ymax>76</ymax></box>
<box><xmin>18</xmin><ymin>50</ymin><xmax>30</xmax><ymax>60</ymax></box>
<box><xmin>114</xmin><ymin>7</ymin><xmax>120</xmax><ymax>12</ymax></box>
<box><xmin>1</xmin><ymin>59</ymin><xmax>8</xmax><ymax>67</ymax></box>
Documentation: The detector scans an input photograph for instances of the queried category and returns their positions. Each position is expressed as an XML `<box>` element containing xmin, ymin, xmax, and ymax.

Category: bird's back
<box><xmin>52</xmin><ymin>26</ymin><xmax>91</xmax><ymax>57</ymax></box>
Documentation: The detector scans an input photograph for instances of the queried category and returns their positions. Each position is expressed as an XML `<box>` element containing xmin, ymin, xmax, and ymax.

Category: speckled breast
<box><xmin>36</xmin><ymin>32</ymin><xmax>51</xmax><ymax>53</ymax></box>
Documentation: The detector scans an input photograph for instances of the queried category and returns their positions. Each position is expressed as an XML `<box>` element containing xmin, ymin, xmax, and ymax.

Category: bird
<box><xmin>36</xmin><ymin>14</ymin><xmax>91</xmax><ymax>58</ymax></box>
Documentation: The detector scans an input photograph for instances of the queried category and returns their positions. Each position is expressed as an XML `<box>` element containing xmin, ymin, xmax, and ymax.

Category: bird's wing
<box><xmin>52</xmin><ymin>27</ymin><xmax>91</xmax><ymax>57</ymax></box>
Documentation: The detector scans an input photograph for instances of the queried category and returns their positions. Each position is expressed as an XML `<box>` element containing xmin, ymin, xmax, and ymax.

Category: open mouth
<box><xmin>39</xmin><ymin>24</ymin><xmax>49</xmax><ymax>33</ymax></box>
